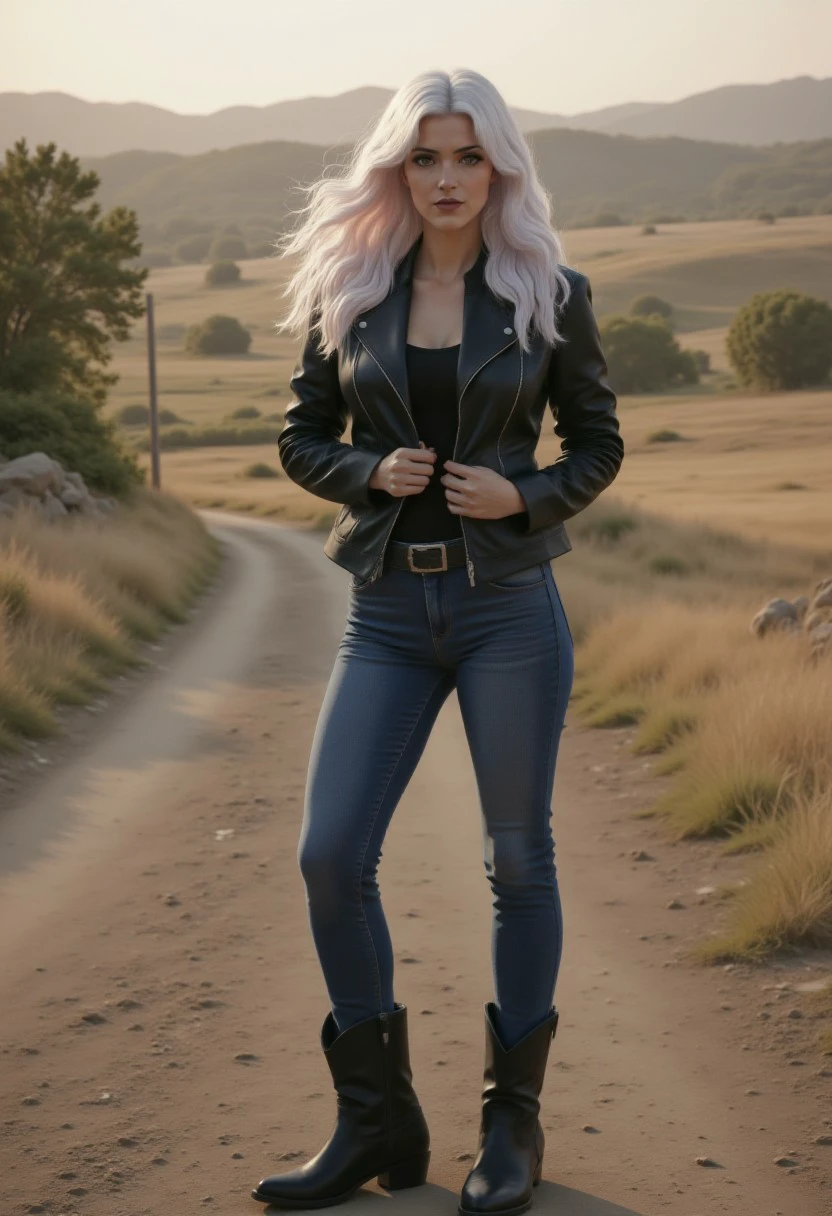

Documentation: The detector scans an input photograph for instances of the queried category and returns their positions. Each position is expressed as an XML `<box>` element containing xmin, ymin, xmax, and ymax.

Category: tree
<box><xmin>726</xmin><ymin>290</ymin><xmax>832</xmax><ymax>390</ymax></box>
<box><xmin>185</xmin><ymin>315</ymin><xmax>251</xmax><ymax>355</ymax></box>
<box><xmin>630</xmin><ymin>294</ymin><xmax>675</xmax><ymax>328</ymax></box>
<box><xmin>599</xmin><ymin>314</ymin><xmax>699</xmax><ymax>393</ymax></box>
<box><xmin>0</xmin><ymin>138</ymin><xmax>148</xmax><ymax>408</ymax></box>
<box><xmin>205</xmin><ymin>260</ymin><xmax>241</xmax><ymax>287</ymax></box>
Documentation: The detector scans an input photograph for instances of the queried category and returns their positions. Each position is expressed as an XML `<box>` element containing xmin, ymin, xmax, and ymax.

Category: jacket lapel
<box><xmin>351</xmin><ymin>234</ymin><xmax>518</xmax><ymax>430</ymax></box>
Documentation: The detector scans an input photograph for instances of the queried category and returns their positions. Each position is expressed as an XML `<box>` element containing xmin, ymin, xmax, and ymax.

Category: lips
<box><xmin>435</xmin><ymin>200</ymin><xmax>462</xmax><ymax>209</ymax></box>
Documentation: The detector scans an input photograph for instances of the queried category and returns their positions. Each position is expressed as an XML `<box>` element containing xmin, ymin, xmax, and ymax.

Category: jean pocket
<box><xmin>485</xmin><ymin>562</ymin><xmax>547</xmax><ymax>590</ymax></box>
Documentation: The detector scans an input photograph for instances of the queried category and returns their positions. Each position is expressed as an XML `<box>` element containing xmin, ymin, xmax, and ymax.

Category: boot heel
<box><xmin>378</xmin><ymin>1150</ymin><xmax>430</xmax><ymax>1190</ymax></box>
<box><xmin>533</xmin><ymin>1158</ymin><xmax>543</xmax><ymax>1186</ymax></box>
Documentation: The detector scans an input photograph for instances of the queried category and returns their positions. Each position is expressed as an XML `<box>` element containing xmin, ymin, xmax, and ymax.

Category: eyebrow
<box><xmin>411</xmin><ymin>144</ymin><xmax>484</xmax><ymax>154</ymax></box>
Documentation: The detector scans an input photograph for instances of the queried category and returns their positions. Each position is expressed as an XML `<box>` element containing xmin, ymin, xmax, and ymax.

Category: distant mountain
<box><xmin>75</xmin><ymin>129</ymin><xmax>831</xmax><ymax>255</ymax></box>
<box><xmin>1</xmin><ymin>76</ymin><xmax>830</xmax><ymax>159</ymax></box>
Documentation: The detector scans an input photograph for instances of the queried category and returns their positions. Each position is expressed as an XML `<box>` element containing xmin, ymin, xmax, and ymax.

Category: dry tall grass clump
<box><xmin>691</xmin><ymin>778</ymin><xmax>832</xmax><ymax>963</ymax></box>
<box><xmin>0</xmin><ymin>490</ymin><xmax>221</xmax><ymax>751</ymax></box>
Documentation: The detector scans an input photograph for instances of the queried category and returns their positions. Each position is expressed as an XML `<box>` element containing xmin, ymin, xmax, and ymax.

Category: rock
<box><xmin>750</xmin><ymin>598</ymin><xmax>800</xmax><ymax>636</ymax></box>
<box><xmin>666</xmin><ymin>899</ymin><xmax>685</xmax><ymax>910</ymax></box>
<box><xmin>0</xmin><ymin>452</ymin><xmax>64</xmax><ymax>496</ymax></box>
<box><xmin>773</xmin><ymin>1155</ymin><xmax>798</xmax><ymax>1167</ymax></box>
<box><xmin>695</xmin><ymin>1155</ymin><xmax>719</xmax><ymax>1167</ymax></box>
<box><xmin>0</xmin><ymin>450</ymin><xmax>119</xmax><ymax>520</ymax></box>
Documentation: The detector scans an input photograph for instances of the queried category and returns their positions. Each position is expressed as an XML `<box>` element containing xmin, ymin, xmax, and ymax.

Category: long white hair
<box><xmin>273</xmin><ymin>68</ymin><xmax>572</xmax><ymax>358</ymax></box>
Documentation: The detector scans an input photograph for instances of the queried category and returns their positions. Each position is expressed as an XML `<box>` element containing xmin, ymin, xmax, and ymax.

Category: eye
<box><xmin>411</xmin><ymin>153</ymin><xmax>484</xmax><ymax>167</ymax></box>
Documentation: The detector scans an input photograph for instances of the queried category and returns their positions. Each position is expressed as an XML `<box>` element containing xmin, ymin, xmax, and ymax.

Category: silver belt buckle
<box><xmin>407</xmin><ymin>542</ymin><xmax>448</xmax><ymax>573</ymax></box>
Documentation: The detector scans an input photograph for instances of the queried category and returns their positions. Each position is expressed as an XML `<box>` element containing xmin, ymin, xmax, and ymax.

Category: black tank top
<box><xmin>388</xmin><ymin>343</ymin><xmax>463</xmax><ymax>543</ymax></box>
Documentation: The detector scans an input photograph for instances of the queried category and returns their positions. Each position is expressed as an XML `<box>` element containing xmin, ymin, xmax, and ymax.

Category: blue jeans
<box><xmin>297</xmin><ymin>547</ymin><xmax>575</xmax><ymax>1050</ymax></box>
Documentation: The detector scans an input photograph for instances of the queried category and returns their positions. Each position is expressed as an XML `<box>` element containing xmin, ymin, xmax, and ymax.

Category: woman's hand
<box><xmin>368</xmin><ymin>442</ymin><xmax>437</xmax><ymax>497</ymax></box>
<box><xmin>440</xmin><ymin>460</ymin><xmax>527</xmax><ymax>519</ymax></box>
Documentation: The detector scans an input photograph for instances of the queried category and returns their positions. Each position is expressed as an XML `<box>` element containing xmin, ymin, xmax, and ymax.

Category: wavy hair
<box><xmin>273</xmin><ymin>68</ymin><xmax>572</xmax><ymax>358</ymax></box>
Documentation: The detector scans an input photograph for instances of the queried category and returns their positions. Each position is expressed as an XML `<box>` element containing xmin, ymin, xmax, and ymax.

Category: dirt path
<box><xmin>1</xmin><ymin>509</ymin><xmax>830</xmax><ymax>1216</ymax></box>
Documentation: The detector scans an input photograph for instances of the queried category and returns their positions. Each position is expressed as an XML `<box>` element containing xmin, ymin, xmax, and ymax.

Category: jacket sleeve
<box><xmin>277</xmin><ymin>313</ymin><xmax>387</xmax><ymax>507</ymax></box>
<box><xmin>510</xmin><ymin>273</ymin><xmax>624</xmax><ymax>533</ymax></box>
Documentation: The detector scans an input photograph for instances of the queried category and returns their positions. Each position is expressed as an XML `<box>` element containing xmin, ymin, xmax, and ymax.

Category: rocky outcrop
<box><xmin>751</xmin><ymin>577</ymin><xmax>832</xmax><ymax>656</ymax></box>
<box><xmin>0</xmin><ymin>452</ymin><xmax>119</xmax><ymax>520</ymax></box>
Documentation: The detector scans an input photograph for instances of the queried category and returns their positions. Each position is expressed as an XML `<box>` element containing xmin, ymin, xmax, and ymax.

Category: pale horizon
<box><xmin>3</xmin><ymin>0</ymin><xmax>830</xmax><ymax>116</ymax></box>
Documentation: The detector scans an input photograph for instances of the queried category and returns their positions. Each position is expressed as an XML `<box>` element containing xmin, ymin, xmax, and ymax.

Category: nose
<box><xmin>437</xmin><ymin>160</ymin><xmax>459</xmax><ymax>189</ymax></box>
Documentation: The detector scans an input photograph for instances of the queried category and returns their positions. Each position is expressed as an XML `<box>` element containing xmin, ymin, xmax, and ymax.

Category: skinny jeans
<box><xmin>296</xmin><ymin>543</ymin><xmax>575</xmax><ymax>1050</ymax></box>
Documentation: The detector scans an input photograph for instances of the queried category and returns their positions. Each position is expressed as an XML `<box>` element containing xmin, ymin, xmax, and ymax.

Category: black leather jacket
<box><xmin>277</xmin><ymin>234</ymin><xmax>624</xmax><ymax>587</ymax></box>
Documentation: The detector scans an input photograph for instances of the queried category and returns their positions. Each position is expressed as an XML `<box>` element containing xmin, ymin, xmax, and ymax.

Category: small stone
<box><xmin>786</xmin><ymin>1008</ymin><xmax>803</xmax><ymax>1019</ymax></box>
<box><xmin>582</xmin><ymin>1124</ymin><xmax>600</xmax><ymax>1133</ymax></box>
<box><xmin>234</xmin><ymin>1052</ymin><xmax>259</xmax><ymax>1063</ymax></box>
<box><xmin>630</xmin><ymin>850</ymin><xmax>653</xmax><ymax>861</ymax></box>
<box><xmin>162</xmin><ymin>893</ymin><xmax>180</xmax><ymax>906</ymax></box>
<box><xmin>81</xmin><ymin>1011</ymin><xmax>108</xmax><ymax>1025</ymax></box>
<box><xmin>695</xmin><ymin>1155</ymin><xmax>719</xmax><ymax>1167</ymax></box>
<box><xmin>666</xmin><ymin>899</ymin><xmax>685</xmax><ymax>910</ymax></box>
<box><xmin>812</xmin><ymin>1135</ymin><xmax>832</xmax><ymax>1145</ymax></box>
<box><xmin>231</xmin><ymin>1151</ymin><xmax>244</xmax><ymax>1159</ymax></box>
<box><xmin>773</xmin><ymin>1155</ymin><xmax>798</xmax><ymax>1167</ymax></box>
<box><xmin>21</xmin><ymin>1096</ymin><xmax>40</xmax><ymax>1106</ymax></box>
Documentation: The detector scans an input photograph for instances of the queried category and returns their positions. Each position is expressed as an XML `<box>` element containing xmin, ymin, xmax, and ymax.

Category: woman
<box><xmin>252</xmin><ymin>68</ymin><xmax>623</xmax><ymax>1215</ymax></box>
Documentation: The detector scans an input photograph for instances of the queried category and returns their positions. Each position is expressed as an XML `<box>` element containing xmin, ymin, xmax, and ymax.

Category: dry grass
<box><xmin>0</xmin><ymin>490</ymin><xmax>221</xmax><ymax>751</ymax></box>
<box><xmin>688</xmin><ymin>779</ymin><xmax>832</xmax><ymax>963</ymax></box>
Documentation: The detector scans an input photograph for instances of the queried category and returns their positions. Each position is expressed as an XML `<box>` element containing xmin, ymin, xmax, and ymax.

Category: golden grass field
<box><xmin>3</xmin><ymin>214</ymin><xmax>831</xmax><ymax>997</ymax></box>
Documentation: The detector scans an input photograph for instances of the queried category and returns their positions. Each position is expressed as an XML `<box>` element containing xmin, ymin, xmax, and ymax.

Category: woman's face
<box><xmin>401</xmin><ymin>112</ymin><xmax>497</xmax><ymax>232</ymax></box>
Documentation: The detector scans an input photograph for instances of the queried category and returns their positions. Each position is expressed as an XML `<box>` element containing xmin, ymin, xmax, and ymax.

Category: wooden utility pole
<box><xmin>146</xmin><ymin>292</ymin><xmax>161</xmax><ymax>489</ymax></box>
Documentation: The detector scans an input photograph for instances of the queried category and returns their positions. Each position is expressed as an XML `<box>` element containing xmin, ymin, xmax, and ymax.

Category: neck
<box><xmin>413</xmin><ymin>223</ymin><xmax>484</xmax><ymax>286</ymax></box>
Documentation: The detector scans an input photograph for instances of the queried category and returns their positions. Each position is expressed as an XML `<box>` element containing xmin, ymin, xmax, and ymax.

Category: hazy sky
<box><xmin>3</xmin><ymin>0</ymin><xmax>830</xmax><ymax>115</ymax></box>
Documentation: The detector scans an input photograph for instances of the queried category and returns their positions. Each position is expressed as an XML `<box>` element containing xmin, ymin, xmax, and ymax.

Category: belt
<box><xmin>385</xmin><ymin>538</ymin><xmax>467</xmax><ymax>573</ymax></box>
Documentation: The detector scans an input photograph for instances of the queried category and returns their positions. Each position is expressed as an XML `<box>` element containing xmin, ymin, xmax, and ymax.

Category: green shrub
<box><xmin>582</xmin><ymin>513</ymin><xmax>638</xmax><ymax>544</ymax></box>
<box><xmin>184</xmin><ymin>315</ymin><xmax>251</xmax><ymax>356</ymax></box>
<box><xmin>131</xmin><ymin>423</ymin><xmax>282</xmax><ymax>452</ymax></box>
<box><xmin>205</xmin><ymin>260</ymin><xmax>241</xmax><ymax>287</ymax></box>
<box><xmin>0</xmin><ymin>389</ymin><xmax>144</xmax><ymax>495</ymax></box>
<box><xmin>599</xmin><ymin>314</ymin><xmax>699</xmax><ymax>393</ymax></box>
<box><xmin>243</xmin><ymin>462</ymin><xmax>280</xmax><ymax>478</ymax></box>
<box><xmin>630</xmin><ymin>295</ymin><xmax>675</xmax><ymax>326</ymax></box>
<box><xmin>726</xmin><ymin>290</ymin><xmax>832</xmax><ymax>390</ymax></box>
<box><xmin>117</xmin><ymin>403</ymin><xmax>150</xmax><ymax>427</ymax></box>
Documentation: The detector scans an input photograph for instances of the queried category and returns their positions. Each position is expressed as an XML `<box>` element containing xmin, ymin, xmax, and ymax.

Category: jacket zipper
<box><xmin>354</xmin><ymin>331</ymin><xmax>418</xmax><ymax>584</ymax></box>
<box><xmin>453</xmin><ymin>333</ymin><xmax>519</xmax><ymax>587</ymax></box>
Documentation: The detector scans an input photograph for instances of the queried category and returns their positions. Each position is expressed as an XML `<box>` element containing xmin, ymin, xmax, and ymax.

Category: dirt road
<box><xmin>1</xmin><ymin>510</ymin><xmax>830</xmax><ymax>1216</ymax></box>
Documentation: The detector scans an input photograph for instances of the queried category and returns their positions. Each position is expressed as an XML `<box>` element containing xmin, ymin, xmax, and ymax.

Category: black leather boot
<box><xmin>251</xmin><ymin>1001</ymin><xmax>430</xmax><ymax>1208</ymax></box>
<box><xmin>458</xmin><ymin>1001</ymin><xmax>559</xmax><ymax>1216</ymax></box>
